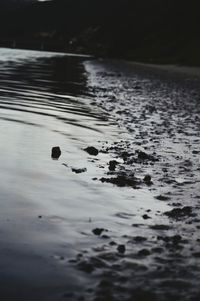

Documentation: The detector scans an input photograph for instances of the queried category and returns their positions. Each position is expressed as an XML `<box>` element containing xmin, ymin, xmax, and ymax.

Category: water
<box><xmin>0</xmin><ymin>48</ymin><xmax>121</xmax><ymax>299</ymax></box>
<box><xmin>0</xmin><ymin>48</ymin><xmax>200</xmax><ymax>301</ymax></box>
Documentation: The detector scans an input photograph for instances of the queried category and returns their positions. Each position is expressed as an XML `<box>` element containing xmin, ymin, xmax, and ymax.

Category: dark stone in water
<box><xmin>84</xmin><ymin>146</ymin><xmax>99</xmax><ymax>156</ymax></box>
<box><xmin>108</xmin><ymin>160</ymin><xmax>118</xmax><ymax>171</ymax></box>
<box><xmin>51</xmin><ymin>146</ymin><xmax>61</xmax><ymax>159</ymax></box>
<box><xmin>164</xmin><ymin>206</ymin><xmax>195</xmax><ymax>219</ymax></box>
<box><xmin>143</xmin><ymin>214</ymin><xmax>151</xmax><ymax>220</ymax></box>
<box><xmin>92</xmin><ymin>228</ymin><xmax>106</xmax><ymax>236</ymax></box>
<box><xmin>109</xmin><ymin>241</ymin><xmax>117</xmax><ymax>246</ymax></box>
<box><xmin>71</xmin><ymin>167</ymin><xmax>87</xmax><ymax>174</ymax></box>
<box><xmin>117</xmin><ymin>244</ymin><xmax>126</xmax><ymax>254</ymax></box>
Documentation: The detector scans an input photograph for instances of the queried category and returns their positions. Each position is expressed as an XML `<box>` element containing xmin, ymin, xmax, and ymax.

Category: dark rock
<box><xmin>192</xmin><ymin>150</ymin><xmax>199</xmax><ymax>154</ymax></box>
<box><xmin>155</xmin><ymin>195</ymin><xmax>171</xmax><ymax>201</ymax></box>
<box><xmin>143</xmin><ymin>175</ymin><xmax>153</xmax><ymax>185</ymax></box>
<box><xmin>84</xmin><ymin>146</ymin><xmax>99</xmax><ymax>156</ymax></box>
<box><xmin>142</xmin><ymin>214</ymin><xmax>151</xmax><ymax>220</ymax></box>
<box><xmin>150</xmin><ymin>225</ymin><xmax>171</xmax><ymax>230</ymax></box>
<box><xmin>100</xmin><ymin>173</ymin><xmax>141</xmax><ymax>188</ymax></box>
<box><xmin>121</xmin><ymin>151</ymin><xmax>131</xmax><ymax>160</ymax></box>
<box><xmin>101</xmin><ymin>235</ymin><xmax>110</xmax><ymax>239</ymax></box>
<box><xmin>92</xmin><ymin>228</ymin><xmax>106</xmax><ymax>236</ymax></box>
<box><xmin>109</xmin><ymin>241</ymin><xmax>117</xmax><ymax>246</ymax></box>
<box><xmin>164</xmin><ymin>206</ymin><xmax>195</xmax><ymax>219</ymax></box>
<box><xmin>108</xmin><ymin>160</ymin><xmax>118</xmax><ymax>171</ymax></box>
<box><xmin>117</xmin><ymin>244</ymin><xmax>126</xmax><ymax>254</ymax></box>
<box><xmin>137</xmin><ymin>150</ymin><xmax>157</xmax><ymax>161</ymax></box>
<box><xmin>71</xmin><ymin>167</ymin><xmax>87</xmax><ymax>174</ymax></box>
<box><xmin>51</xmin><ymin>146</ymin><xmax>61</xmax><ymax>159</ymax></box>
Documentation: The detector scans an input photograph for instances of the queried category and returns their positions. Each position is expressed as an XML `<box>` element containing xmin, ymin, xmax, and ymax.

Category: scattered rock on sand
<box><xmin>51</xmin><ymin>146</ymin><xmax>61</xmax><ymax>159</ymax></box>
<box><xmin>137</xmin><ymin>150</ymin><xmax>157</xmax><ymax>162</ymax></box>
<box><xmin>100</xmin><ymin>173</ymin><xmax>141</xmax><ymax>188</ymax></box>
<box><xmin>108</xmin><ymin>160</ymin><xmax>118</xmax><ymax>171</ymax></box>
<box><xmin>164</xmin><ymin>206</ymin><xmax>195</xmax><ymax>219</ymax></box>
<box><xmin>84</xmin><ymin>146</ymin><xmax>99</xmax><ymax>156</ymax></box>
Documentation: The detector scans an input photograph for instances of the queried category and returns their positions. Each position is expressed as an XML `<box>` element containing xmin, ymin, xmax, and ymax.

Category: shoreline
<box><xmin>1</xmin><ymin>45</ymin><xmax>200</xmax><ymax>76</ymax></box>
<box><xmin>128</xmin><ymin>61</ymin><xmax>200</xmax><ymax>77</ymax></box>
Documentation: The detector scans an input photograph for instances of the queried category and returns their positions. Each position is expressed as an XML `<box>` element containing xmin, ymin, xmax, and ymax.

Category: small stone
<box><xmin>143</xmin><ymin>175</ymin><xmax>152</xmax><ymax>185</ymax></box>
<box><xmin>51</xmin><ymin>146</ymin><xmax>61</xmax><ymax>159</ymax></box>
<box><xmin>109</xmin><ymin>241</ymin><xmax>117</xmax><ymax>246</ymax></box>
<box><xmin>84</xmin><ymin>146</ymin><xmax>99</xmax><ymax>156</ymax></box>
<box><xmin>117</xmin><ymin>244</ymin><xmax>126</xmax><ymax>254</ymax></box>
<box><xmin>142</xmin><ymin>214</ymin><xmax>151</xmax><ymax>220</ymax></box>
<box><xmin>108</xmin><ymin>160</ymin><xmax>118</xmax><ymax>171</ymax></box>
<box><xmin>71</xmin><ymin>167</ymin><xmax>87</xmax><ymax>174</ymax></box>
<box><xmin>92</xmin><ymin>228</ymin><xmax>105</xmax><ymax>236</ymax></box>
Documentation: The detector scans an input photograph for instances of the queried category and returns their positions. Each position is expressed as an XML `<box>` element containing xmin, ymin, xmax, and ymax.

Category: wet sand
<box><xmin>0</xmin><ymin>49</ymin><xmax>200</xmax><ymax>300</ymax></box>
<box><xmin>82</xmin><ymin>59</ymin><xmax>200</xmax><ymax>301</ymax></box>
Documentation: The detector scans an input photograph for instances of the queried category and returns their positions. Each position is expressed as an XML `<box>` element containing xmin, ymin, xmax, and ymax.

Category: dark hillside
<box><xmin>0</xmin><ymin>0</ymin><xmax>199</xmax><ymax>65</ymax></box>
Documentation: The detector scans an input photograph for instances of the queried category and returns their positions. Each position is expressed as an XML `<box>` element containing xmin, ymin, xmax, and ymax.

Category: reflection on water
<box><xmin>0</xmin><ymin>48</ymin><xmax>108</xmax><ymax>132</ymax></box>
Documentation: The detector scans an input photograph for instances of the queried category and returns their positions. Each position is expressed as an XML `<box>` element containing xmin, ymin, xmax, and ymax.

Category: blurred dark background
<box><xmin>0</xmin><ymin>0</ymin><xmax>200</xmax><ymax>65</ymax></box>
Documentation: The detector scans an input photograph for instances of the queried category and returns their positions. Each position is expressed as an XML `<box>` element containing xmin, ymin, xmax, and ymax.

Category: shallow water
<box><xmin>0</xmin><ymin>48</ymin><xmax>200</xmax><ymax>300</ymax></box>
